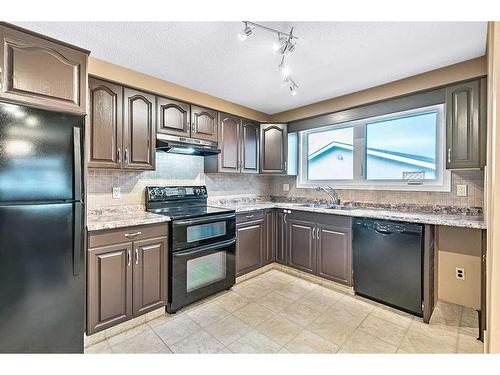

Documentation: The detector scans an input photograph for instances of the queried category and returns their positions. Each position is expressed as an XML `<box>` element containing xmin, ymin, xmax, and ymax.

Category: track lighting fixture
<box><xmin>238</xmin><ymin>21</ymin><xmax>300</xmax><ymax>96</ymax></box>
<box><xmin>238</xmin><ymin>22</ymin><xmax>254</xmax><ymax>41</ymax></box>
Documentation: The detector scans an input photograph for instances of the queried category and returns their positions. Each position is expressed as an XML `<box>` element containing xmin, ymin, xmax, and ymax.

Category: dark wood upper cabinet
<box><xmin>156</xmin><ymin>97</ymin><xmax>191</xmax><ymax>137</ymax></box>
<box><xmin>132</xmin><ymin>237</ymin><xmax>168</xmax><ymax>317</ymax></box>
<box><xmin>123</xmin><ymin>88</ymin><xmax>156</xmax><ymax>170</ymax></box>
<box><xmin>87</xmin><ymin>242</ymin><xmax>133</xmax><ymax>335</ymax></box>
<box><xmin>446</xmin><ymin>79</ymin><xmax>486</xmax><ymax>169</ymax></box>
<box><xmin>287</xmin><ymin>217</ymin><xmax>316</xmax><ymax>274</ymax></box>
<box><xmin>191</xmin><ymin>105</ymin><xmax>218</xmax><ymax>142</ymax></box>
<box><xmin>241</xmin><ymin>120</ymin><xmax>260</xmax><ymax>174</ymax></box>
<box><xmin>88</xmin><ymin>78</ymin><xmax>123</xmax><ymax>169</ymax></box>
<box><xmin>236</xmin><ymin>216</ymin><xmax>264</xmax><ymax>277</ymax></box>
<box><xmin>0</xmin><ymin>23</ymin><xmax>88</xmax><ymax>114</ymax></box>
<box><xmin>219</xmin><ymin>113</ymin><xmax>241</xmax><ymax>172</ymax></box>
<box><xmin>316</xmin><ymin>223</ymin><xmax>352</xmax><ymax>286</ymax></box>
<box><xmin>260</xmin><ymin>123</ymin><xmax>288</xmax><ymax>174</ymax></box>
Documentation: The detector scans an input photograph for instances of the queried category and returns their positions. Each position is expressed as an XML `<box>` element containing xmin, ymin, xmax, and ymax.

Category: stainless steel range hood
<box><xmin>156</xmin><ymin>134</ymin><xmax>220</xmax><ymax>156</ymax></box>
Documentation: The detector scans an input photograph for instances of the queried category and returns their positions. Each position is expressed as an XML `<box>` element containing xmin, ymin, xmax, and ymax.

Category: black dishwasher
<box><xmin>353</xmin><ymin>218</ymin><xmax>424</xmax><ymax>317</ymax></box>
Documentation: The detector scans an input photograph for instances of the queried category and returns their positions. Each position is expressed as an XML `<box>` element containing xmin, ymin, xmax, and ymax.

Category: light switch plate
<box><xmin>283</xmin><ymin>183</ymin><xmax>290</xmax><ymax>192</ymax></box>
<box><xmin>112</xmin><ymin>187</ymin><xmax>121</xmax><ymax>199</ymax></box>
<box><xmin>457</xmin><ymin>184</ymin><xmax>467</xmax><ymax>197</ymax></box>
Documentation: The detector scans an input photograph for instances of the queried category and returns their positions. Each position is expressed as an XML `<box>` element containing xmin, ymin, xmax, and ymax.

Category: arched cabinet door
<box><xmin>0</xmin><ymin>24</ymin><xmax>88</xmax><ymax>114</ymax></box>
<box><xmin>191</xmin><ymin>105</ymin><xmax>218</xmax><ymax>142</ymax></box>
<box><xmin>123</xmin><ymin>88</ymin><xmax>156</xmax><ymax>170</ymax></box>
<box><xmin>219</xmin><ymin>113</ymin><xmax>241</xmax><ymax>172</ymax></box>
<box><xmin>260</xmin><ymin>123</ymin><xmax>288</xmax><ymax>174</ymax></box>
<box><xmin>156</xmin><ymin>97</ymin><xmax>191</xmax><ymax>138</ymax></box>
<box><xmin>88</xmin><ymin>78</ymin><xmax>123</xmax><ymax>169</ymax></box>
<box><xmin>241</xmin><ymin>120</ymin><xmax>259</xmax><ymax>174</ymax></box>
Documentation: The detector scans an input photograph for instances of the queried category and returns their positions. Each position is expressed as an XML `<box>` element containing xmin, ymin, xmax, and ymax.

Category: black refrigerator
<box><xmin>0</xmin><ymin>102</ymin><xmax>85</xmax><ymax>353</ymax></box>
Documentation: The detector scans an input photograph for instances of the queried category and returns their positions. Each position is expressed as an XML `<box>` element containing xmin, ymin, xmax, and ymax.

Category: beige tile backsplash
<box><xmin>87</xmin><ymin>153</ymin><xmax>484</xmax><ymax>209</ymax></box>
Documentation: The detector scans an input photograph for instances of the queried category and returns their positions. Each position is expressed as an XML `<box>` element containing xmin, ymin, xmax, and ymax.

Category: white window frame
<box><xmin>297</xmin><ymin>104</ymin><xmax>451</xmax><ymax>192</ymax></box>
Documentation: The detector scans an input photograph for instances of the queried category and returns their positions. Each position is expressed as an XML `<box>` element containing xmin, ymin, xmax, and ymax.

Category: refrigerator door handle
<box><xmin>73</xmin><ymin>127</ymin><xmax>82</xmax><ymax>200</ymax></box>
<box><xmin>73</xmin><ymin>202</ymin><xmax>83</xmax><ymax>276</ymax></box>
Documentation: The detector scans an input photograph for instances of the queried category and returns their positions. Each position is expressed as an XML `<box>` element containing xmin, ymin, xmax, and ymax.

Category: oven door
<box><xmin>171</xmin><ymin>213</ymin><xmax>235</xmax><ymax>251</ymax></box>
<box><xmin>169</xmin><ymin>238</ymin><xmax>235</xmax><ymax>313</ymax></box>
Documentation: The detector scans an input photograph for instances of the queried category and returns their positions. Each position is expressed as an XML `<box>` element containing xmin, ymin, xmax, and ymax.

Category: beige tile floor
<box><xmin>85</xmin><ymin>269</ymin><xmax>484</xmax><ymax>354</ymax></box>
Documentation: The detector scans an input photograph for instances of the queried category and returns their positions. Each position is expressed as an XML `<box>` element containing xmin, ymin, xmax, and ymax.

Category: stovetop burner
<box><xmin>145</xmin><ymin>185</ymin><xmax>234</xmax><ymax>220</ymax></box>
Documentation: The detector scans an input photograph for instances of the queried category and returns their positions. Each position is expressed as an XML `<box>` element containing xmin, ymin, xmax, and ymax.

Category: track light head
<box><xmin>278</xmin><ymin>56</ymin><xmax>290</xmax><ymax>79</ymax></box>
<box><xmin>238</xmin><ymin>22</ymin><xmax>254</xmax><ymax>41</ymax></box>
<box><xmin>288</xmin><ymin>79</ymin><xmax>298</xmax><ymax>96</ymax></box>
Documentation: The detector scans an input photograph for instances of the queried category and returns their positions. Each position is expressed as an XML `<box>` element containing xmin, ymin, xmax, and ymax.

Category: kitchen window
<box><xmin>298</xmin><ymin>104</ymin><xmax>450</xmax><ymax>191</ymax></box>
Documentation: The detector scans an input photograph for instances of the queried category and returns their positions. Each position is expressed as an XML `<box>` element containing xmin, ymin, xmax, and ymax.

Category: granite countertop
<box><xmin>87</xmin><ymin>205</ymin><xmax>170</xmax><ymax>231</ymax></box>
<box><xmin>212</xmin><ymin>202</ymin><xmax>486</xmax><ymax>230</ymax></box>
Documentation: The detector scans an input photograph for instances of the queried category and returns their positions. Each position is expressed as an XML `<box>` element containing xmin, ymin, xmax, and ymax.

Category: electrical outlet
<box><xmin>283</xmin><ymin>183</ymin><xmax>290</xmax><ymax>192</ymax></box>
<box><xmin>457</xmin><ymin>184</ymin><xmax>467</xmax><ymax>197</ymax></box>
<box><xmin>112</xmin><ymin>187</ymin><xmax>121</xmax><ymax>199</ymax></box>
<box><xmin>455</xmin><ymin>267</ymin><xmax>465</xmax><ymax>280</ymax></box>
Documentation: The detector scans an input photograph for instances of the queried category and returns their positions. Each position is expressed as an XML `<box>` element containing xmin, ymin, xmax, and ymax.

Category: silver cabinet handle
<box><xmin>135</xmin><ymin>249</ymin><xmax>139</xmax><ymax>265</ymax></box>
<box><xmin>125</xmin><ymin>231</ymin><xmax>142</xmax><ymax>239</ymax></box>
<box><xmin>127</xmin><ymin>249</ymin><xmax>131</xmax><ymax>267</ymax></box>
<box><xmin>124</xmin><ymin>148</ymin><xmax>129</xmax><ymax>163</ymax></box>
<box><xmin>317</xmin><ymin>228</ymin><xmax>320</xmax><ymax>240</ymax></box>
<box><xmin>284</xmin><ymin>213</ymin><xmax>287</xmax><ymax>223</ymax></box>
<box><xmin>246</xmin><ymin>214</ymin><xmax>254</xmax><ymax>219</ymax></box>
<box><xmin>284</xmin><ymin>161</ymin><xmax>287</xmax><ymax>172</ymax></box>
<box><xmin>447</xmin><ymin>148</ymin><xmax>452</xmax><ymax>163</ymax></box>
<box><xmin>312</xmin><ymin>228</ymin><xmax>316</xmax><ymax>239</ymax></box>
<box><xmin>117</xmin><ymin>147</ymin><xmax>121</xmax><ymax>162</ymax></box>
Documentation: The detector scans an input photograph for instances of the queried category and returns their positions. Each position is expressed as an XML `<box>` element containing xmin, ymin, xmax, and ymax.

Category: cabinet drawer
<box><xmin>88</xmin><ymin>224</ymin><xmax>168</xmax><ymax>248</ymax></box>
<box><xmin>236</xmin><ymin>210</ymin><xmax>265</xmax><ymax>224</ymax></box>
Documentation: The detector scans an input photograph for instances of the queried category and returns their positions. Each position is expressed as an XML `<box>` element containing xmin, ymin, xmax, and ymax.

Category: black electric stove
<box><xmin>146</xmin><ymin>186</ymin><xmax>236</xmax><ymax>313</ymax></box>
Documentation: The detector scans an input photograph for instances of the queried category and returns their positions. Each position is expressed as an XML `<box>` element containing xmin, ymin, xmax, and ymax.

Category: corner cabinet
<box><xmin>445</xmin><ymin>78</ymin><xmax>486</xmax><ymax>169</ymax></box>
<box><xmin>87</xmin><ymin>224</ymin><xmax>168</xmax><ymax>335</ymax></box>
<box><xmin>260</xmin><ymin>123</ymin><xmax>288</xmax><ymax>174</ymax></box>
<box><xmin>0</xmin><ymin>23</ymin><xmax>89</xmax><ymax>114</ymax></box>
<box><xmin>87</xmin><ymin>78</ymin><xmax>156</xmax><ymax>170</ymax></box>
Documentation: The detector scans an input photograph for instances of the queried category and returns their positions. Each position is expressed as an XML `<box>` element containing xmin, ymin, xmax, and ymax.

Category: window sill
<box><xmin>296</xmin><ymin>178</ymin><xmax>452</xmax><ymax>192</ymax></box>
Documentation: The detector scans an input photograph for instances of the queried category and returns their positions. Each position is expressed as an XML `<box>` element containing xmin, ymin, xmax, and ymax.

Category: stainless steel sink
<box><xmin>297</xmin><ymin>203</ymin><xmax>356</xmax><ymax>211</ymax></box>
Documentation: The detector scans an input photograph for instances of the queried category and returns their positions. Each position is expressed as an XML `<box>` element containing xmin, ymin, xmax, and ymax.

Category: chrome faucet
<box><xmin>316</xmin><ymin>186</ymin><xmax>340</xmax><ymax>206</ymax></box>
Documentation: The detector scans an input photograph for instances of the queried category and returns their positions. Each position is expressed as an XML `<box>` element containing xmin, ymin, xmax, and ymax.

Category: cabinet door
<box><xmin>260</xmin><ymin>123</ymin><xmax>287</xmax><ymax>174</ymax></box>
<box><xmin>218</xmin><ymin>113</ymin><xmax>241</xmax><ymax>172</ymax></box>
<box><xmin>191</xmin><ymin>105</ymin><xmax>218</xmax><ymax>142</ymax></box>
<box><xmin>236</xmin><ymin>219</ymin><xmax>264</xmax><ymax>276</ymax></box>
<box><xmin>316</xmin><ymin>224</ymin><xmax>352</xmax><ymax>286</ymax></box>
<box><xmin>88</xmin><ymin>78</ymin><xmax>123</xmax><ymax>169</ymax></box>
<box><xmin>263</xmin><ymin>210</ymin><xmax>275</xmax><ymax>265</ymax></box>
<box><xmin>87</xmin><ymin>242</ymin><xmax>133</xmax><ymax>335</ymax></box>
<box><xmin>287</xmin><ymin>218</ymin><xmax>316</xmax><ymax>274</ymax></box>
<box><xmin>123</xmin><ymin>88</ymin><xmax>156</xmax><ymax>170</ymax></box>
<box><xmin>133</xmin><ymin>237</ymin><xmax>168</xmax><ymax>317</ymax></box>
<box><xmin>0</xmin><ymin>24</ymin><xmax>88</xmax><ymax>114</ymax></box>
<box><xmin>275</xmin><ymin>210</ymin><xmax>287</xmax><ymax>264</ymax></box>
<box><xmin>156</xmin><ymin>97</ymin><xmax>191</xmax><ymax>137</ymax></box>
<box><xmin>446</xmin><ymin>80</ymin><xmax>482</xmax><ymax>169</ymax></box>
<box><xmin>241</xmin><ymin>120</ymin><xmax>260</xmax><ymax>174</ymax></box>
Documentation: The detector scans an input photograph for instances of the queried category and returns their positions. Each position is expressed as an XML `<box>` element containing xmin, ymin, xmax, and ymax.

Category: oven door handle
<box><xmin>173</xmin><ymin>238</ymin><xmax>236</xmax><ymax>257</ymax></box>
<box><xmin>173</xmin><ymin>213</ymin><xmax>236</xmax><ymax>226</ymax></box>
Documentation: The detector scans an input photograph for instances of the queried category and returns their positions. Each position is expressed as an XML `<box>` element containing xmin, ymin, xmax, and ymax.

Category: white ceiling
<box><xmin>15</xmin><ymin>22</ymin><xmax>487</xmax><ymax>114</ymax></box>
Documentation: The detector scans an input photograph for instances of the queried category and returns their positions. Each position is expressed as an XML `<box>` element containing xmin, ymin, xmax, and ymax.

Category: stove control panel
<box><xmin>146</xmin><ymin>186</ymin><xmax>208</xmax><ymax>202</ymax></box>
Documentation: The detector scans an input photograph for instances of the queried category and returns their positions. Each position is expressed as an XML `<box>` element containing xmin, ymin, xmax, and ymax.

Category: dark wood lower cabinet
<box><xmin>87</xmin><ymin>224</ymin><xmax>168</xmax><ymax>335</ymax></box>
<box><xmin>236</xmin><ymin>218</ymin><xmax>264</xmax><ymax>277</ymax></box>
<box><xmin>288</xmin><ymin>218</ymin><xmax>316</xmax><ymax>274</ymax></box>
<box><xmin>263</xmin><ymin>210</ymin><xmax>275</xmax><ymax>265</ymax></box>
<box><xmin>316</xmin><ymin>224</ymin><xmax>352</xmax><ymax>285</ymax></box>
<box><xmin>87</xmin><ymin>242</ymin><xmax>133</xmax><ymax>334</ymax></box>
<box><xmin>133</xmin><ymin>237</ymin><xmax>168</xmax><ymax>317</ymax></box>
